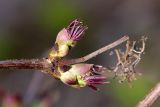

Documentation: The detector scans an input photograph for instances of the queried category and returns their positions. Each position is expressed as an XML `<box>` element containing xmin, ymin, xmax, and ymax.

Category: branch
<box><xmin>60</xmin><ymin>35</ymin><xmax>129</xmax><ymax>65</ymax></box>
<box><xmin>136</xmin><ymin>82</ymin><xmax>160</xmax><ymax>107</ymax></box>
<box><xmin>0</xmin><ymin>36</ymin><xmax>129</xmax><ymax>70</ymax></box>
<box><xmin>0</xmin><ymin>59</ymin><xmax>51</xmax><ymax>71</ymax></box>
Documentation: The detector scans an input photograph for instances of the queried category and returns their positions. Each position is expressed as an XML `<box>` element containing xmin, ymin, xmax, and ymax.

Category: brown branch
<box><xmin>60</xmin><ymin>35</ymin><xmax>129</xmax><ymax>65</ymax></box>
<box><xmin>136</xmin><ymin>82</ymin><xmax>160</xmax><ymax>107</ymax></box>
<box><xmin>0</xmin><ymin>58</ymin><xmax>51</xmax><ymax>70</ymax></box>
<box><xmin>0</xmin><ymin>36</ymin><xmax>129</xmax><ymax>71</ymax></box>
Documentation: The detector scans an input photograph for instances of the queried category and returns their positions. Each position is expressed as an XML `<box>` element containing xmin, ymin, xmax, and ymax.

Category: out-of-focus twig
<box><xmin>22</xmin><ymin>72</ymin><xmax>45</xmax><ymax>107</ymax></box>
<box><xmin>136</xmin><ymin>82</ymin><xmax>160</xmax><ymax>107</ymax></box>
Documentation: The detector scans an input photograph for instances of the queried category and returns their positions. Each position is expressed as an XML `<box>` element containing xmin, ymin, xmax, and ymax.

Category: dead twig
<box><xmin>136</xmin><ymin>82</ymin><xmax>160</xmax><ymax>107</ymax></box>
<box><xmin>113</xmin><ymin>36</ymin><xmax>147</xmax><ymax>83</ymax></box>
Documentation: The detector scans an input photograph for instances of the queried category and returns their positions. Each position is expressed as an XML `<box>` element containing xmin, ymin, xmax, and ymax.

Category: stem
<box><xmin>136</xmin><ymin>82</ymin><xmax>160</xmax><ymax>107</ymax></box>
<box><xmin>0</xmin><ymin>36</ymin><xmax>129</xmax><ymax>70</ymax></box>
<box><xmin>0</xmin><ymin>59</ymin><xmax>50</xmax><ymax>70</ymax></box>
<box><xmin>60</xmin><ymin>35</ymin><xmax>129</xmax><ymax>65</ymax></box>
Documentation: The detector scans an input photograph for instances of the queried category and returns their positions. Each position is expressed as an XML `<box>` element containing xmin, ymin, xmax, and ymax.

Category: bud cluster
<box><xmin>46</xmin><ymin>19</ymin><xmax>146</xmax><ymax>90</ymax></box>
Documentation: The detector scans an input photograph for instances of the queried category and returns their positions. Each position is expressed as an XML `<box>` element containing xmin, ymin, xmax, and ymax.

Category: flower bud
<box><xmin>48</xmin><ymin>19</ymin><xmax>88</xmax><ymax>61</ymax></box>
<box><xmin>59</xmin><ymin>64</ymin><xmax>109</xmax><ymax>90</ymax></box>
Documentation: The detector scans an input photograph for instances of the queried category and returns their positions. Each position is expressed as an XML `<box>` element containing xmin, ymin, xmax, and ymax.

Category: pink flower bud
<box><xmin>56</xmin><ymin>19</ymin><xmax>88</xmax><ymax>43</ymax></box>
<box><xmin>48</xmin><ymin>19</ymin><xmax>88</xmax><ymax>61</ymax></box>
<box><xmin>59</xmin><ymin>64</ymin><xmax>109</xmax><ymax>90</ymax></box>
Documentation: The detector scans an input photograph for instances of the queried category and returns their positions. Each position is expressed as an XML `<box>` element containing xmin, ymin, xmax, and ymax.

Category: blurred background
<box><xmin>0</xmin><ymin>0</ymin><xmax>160</xmax><ymax>107</ymax></box>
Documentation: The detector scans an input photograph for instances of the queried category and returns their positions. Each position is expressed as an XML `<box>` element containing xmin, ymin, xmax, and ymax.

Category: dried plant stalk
<box><xmin>136</xmin><ymin>83</ymin><xmax>160</xmax><ymax>107</ymax></box>
<box><xmin>113</xmin><ymin>36</ymin><xmax>147</xmax><ymax>83</ymax></box>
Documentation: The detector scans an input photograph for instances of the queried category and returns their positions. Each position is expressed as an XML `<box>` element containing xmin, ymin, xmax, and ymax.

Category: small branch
<box><xmin>60</xmin><ymin>35</ymin><xmax>129</xmax><ymax>65</ymax></box>
<box><xmin>136</xmin><ymin>82</ymin><xmax>160</xmax><ymax>107</ymax></box>
<box><xmin>0</xmin><ymin>59</ymin><xmax>51</xmax><ymax>70</ymax></box>
<box><xmin>0</xmin><ymin>36</ymin><xmax>129</xmax><ymax>71</ymax></box>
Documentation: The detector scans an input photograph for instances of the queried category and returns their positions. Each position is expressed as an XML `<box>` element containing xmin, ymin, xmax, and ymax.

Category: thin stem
<box><xmin>0</xmin><ymin>59</ymin><xmax>51</xmax><ymax>70</ymax></box>
<box><xmin>136</xmin><ymin>82</ymin><xmax>160</xmax><ymax>107</ymax></box>
<box><xmin>60</xmin><ymin>35</ymin><xmax>129</xmax><ymax>65</ymax></box>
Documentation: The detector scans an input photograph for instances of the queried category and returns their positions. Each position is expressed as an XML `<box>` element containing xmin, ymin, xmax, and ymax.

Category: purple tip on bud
<box><xmin>85</xmin><ymin>75</ymin><xmax>109</xmax><ymax>90</ymax></box>
<box><xmin>85</xmin><ymin>76</ymin><xmax>107</xmax><ymax>82</ymax></box>
<box><xmin>66</xmin><ymin>19</ymin><xmax>88</xmax><ymax>41</ymax></box>
<box><xmin>85</xmin><ymin>65</ymin><xmax>109</xmax><ymax>90</ymax></box>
